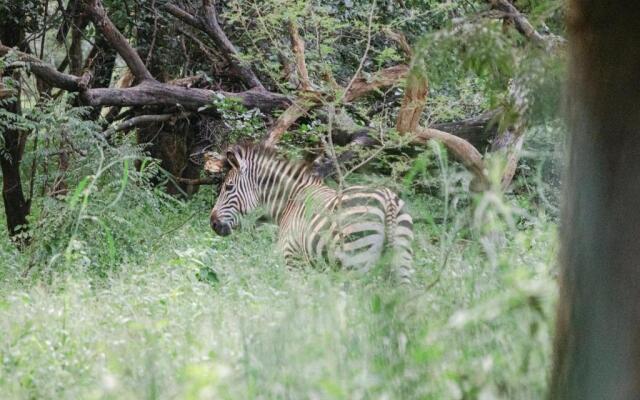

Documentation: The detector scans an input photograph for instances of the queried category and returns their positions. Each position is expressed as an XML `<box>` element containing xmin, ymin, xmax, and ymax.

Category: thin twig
<box><xmin>342</xmin><ymin>1</ymin><xmax>376</xmax><ymax>101</ymax></box>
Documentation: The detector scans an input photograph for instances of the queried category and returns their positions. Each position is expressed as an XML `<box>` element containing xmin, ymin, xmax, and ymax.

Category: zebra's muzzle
<box><xmin>211</xmin><ymin>218</ymin><xmax>232</xmax><ymax>236</ymax></box>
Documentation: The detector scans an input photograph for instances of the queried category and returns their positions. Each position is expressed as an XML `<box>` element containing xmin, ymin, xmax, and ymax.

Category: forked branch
<box><xmin>489</xmin><ymin>0</ymin><xmax>565</xmax><ymax>49</ymax></box>
<box><xmin>84</xmin><ymin>0</ymin><xmax>154</xmax><ymax>82</ymax></box>
<box><xmin>344</xmin><ymin>65</ymin><xmax>410</xmax><ymax>103</ymax></box>
<box><xmin>164</xmin><ymin>1</ymin><xmax>264</xmax><ymax>90</ymax></box>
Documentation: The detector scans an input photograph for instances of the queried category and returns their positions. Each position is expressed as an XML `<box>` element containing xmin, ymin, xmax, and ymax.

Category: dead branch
<box><xmin>344</xmin><ymin>65</ymin><xmax>410</xmax><ymax>103</ymax></box>
<box><xmin>264</xmin><ymin>93</ymin><xmax>324</xmax><ymax>147</ymax></box>
<box><xmin>79</xmin><ymin>81</ymin><xmax>290</xmax><ymax>112</ymax></box>
<box><xmin>395</xmin><ymin>61</ymin><xmax>489</xmax><ymax>187</ymax></box>
<box><xmin>104</xmin><ymin>113</ymin><xmax>188</xmax><ymax>137</ymax></box>
<box><xmin>2</xmin><ymin>43</ymin><xmax>291</xmax><ymax>112</ymax></box>
<box><xmin>164</xmin><ymin>1</ymin><xmax>264</xmax><ymax>90</ymax></box>
<box><xmin>413</xmin><ymin>127</ymin><xmax>487</xmax><ymax>183</ymax></box>
<box><xmin>499</xmin><ymin>132</ymin><xmax>524</xmax><ymax>190</ymax></box>
<box><xmin>0</xmin><ymin>42</ymin><xmax>81</xmax><ymax>91</ymax></box>
<box><xmin>382</xmin><ymin>28</ymin><xmax>413</xmax><ymax>59</ymax></box>
<box><xmin>84</xmin><ymin>0</ymin><xmax>154</xmax><ymax>82</ymax></box>
<box><xmin>489</xmin><ymin>0</ymin><xmax>565</xmax><ymax>49</ymax></box>
<box><xmin>396</xmin><ymin>69</ymin><xmax>427</xmax><ymax>133</ymax></box>
<box><xmin>263</xmin><ymin>63</ymin><xmax>410</xmax><ymax>148</ymax></box>
<box><xmin>288</xmin><ymin>20</ymin><xmax>312</xmax><ymax>91</ymax></box>
<box><xmin>431</xmin><ymin>109</ymin><xmax>500</xmax><ymax>149</ymax></box>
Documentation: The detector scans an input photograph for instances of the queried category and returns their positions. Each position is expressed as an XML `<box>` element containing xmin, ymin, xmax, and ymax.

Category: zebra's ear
<box><xmin>226</xmin><ymin>147</ymin><xmax>244</xmax><ymax>170</ymax></box>
<box><xmin>203</xmin><ymin>152</ymin><xmax>227</xmax><ymax>174</ymax></box>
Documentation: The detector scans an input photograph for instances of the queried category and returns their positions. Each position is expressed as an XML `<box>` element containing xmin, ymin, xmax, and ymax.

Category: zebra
<box><xmin>207</xmin><ymin>143</ymin><xmax>414</xmax><ymax>283</ymax></box>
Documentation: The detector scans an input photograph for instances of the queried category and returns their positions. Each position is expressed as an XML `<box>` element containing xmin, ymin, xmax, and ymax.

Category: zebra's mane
<box><xmin>232</xmin><ymin>143</ymin><xmax>323</xmax><ymax>183</ymax></box>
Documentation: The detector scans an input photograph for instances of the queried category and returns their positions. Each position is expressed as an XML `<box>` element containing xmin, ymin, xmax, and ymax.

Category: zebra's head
<box><xmin>209</xmin><ymin>146</ymin><xmax>259</xmax><ymax>236</ymax></box>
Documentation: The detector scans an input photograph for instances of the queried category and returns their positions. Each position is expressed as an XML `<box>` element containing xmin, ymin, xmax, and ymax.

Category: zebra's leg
<box><xmin>390</xmin><ymin>205</ymin><xmax>415</xmax><ymax>284</ymax></box>
<box><xmin>279</xmin><ymin>233</ymin><xmax>309</xmax><ymax>270</ymax></box>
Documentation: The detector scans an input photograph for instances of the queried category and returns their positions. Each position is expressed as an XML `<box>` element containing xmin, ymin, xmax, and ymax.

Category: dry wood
<box><xmin>498</xmin><ymin>132</ymin><xmax>524</xmax><ymax>190</ymax></box>
<box><xmin>395</xmin><ymin>61</ymin><xmax>489</xmax><ymax>187</ymax></box>
<box><xmin>0</xmin><ymin>42</ymin><xmax>81</xmax><ymax>91</ymax></box>
<box><xmin>104</xmin><ymin>113</ymin><xmax>188</xmax><ymax>137</ymax></box>
<box><xmin>79</xmin><ymin>81</ymin><xmax>290</xmax><ymax>112</ymax></box>
<box><xmin>344</xmin><ymin>65</ymin><xmax>410</xmax><ymax>103</ymax></box>
<box><xmin>84</xmin><ymin>0</ymin><xmax>154</xmax><ymax>82</ymax></box>
<box><xmin>489</xmin><ymin>0</ymin><xmax>565</xmax><ymax>49</ymax></box>
<box><xmin>396</xmin><ymin>70</ymin><xmax>428</xmax><ymax>133</ymax></box>
<box><xmin>413</xmin><ymin>127</ymin><xmax>487</xmax><ymax>184</ymax></box>
<box><xmin>164</xmin><ymin>1</ymin><xmax>264</xmax><ymax>90</ymax></box>
<box><xmin>382</xmin><ymin>28</ymin><xmax>413</xmax><ymax>58</ymax></box>
<box><xmin>1</xmin><ymin>43</ymin><xmax>291</xmax><ymax>112</ymax></box>
<box><xmin>264</xmin><ymin>93</ymin><xmax>324</xmax><ymax>147</ymax></box>
<box><xmin>288</xmin><ymin>20</ymin><xmax>312</xmax><ymax>91</ymax></box>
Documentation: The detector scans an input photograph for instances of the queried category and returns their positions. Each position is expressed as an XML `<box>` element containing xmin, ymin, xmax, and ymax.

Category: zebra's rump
<box><xmin>283</xmin><ymin>186</ymin><xmax>414</xmax><ymax>279</ymax></box>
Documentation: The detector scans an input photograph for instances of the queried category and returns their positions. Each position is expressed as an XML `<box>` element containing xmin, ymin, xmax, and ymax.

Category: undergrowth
<box><xmin>0</xmin><ymin>142</ymin><xmax>558</xmax><ymax>399</ymax></box>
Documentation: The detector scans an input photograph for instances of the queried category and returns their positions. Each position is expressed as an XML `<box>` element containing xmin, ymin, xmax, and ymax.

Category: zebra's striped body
<box><xmin>209</xmin><ymin>144</ymin><xmax>414</xmax><ymax>283</ymax></box>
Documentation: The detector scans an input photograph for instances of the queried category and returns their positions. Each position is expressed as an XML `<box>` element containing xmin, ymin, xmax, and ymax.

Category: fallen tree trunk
<box><xmin>431</xmin><ymin>109</ymin><xmax>500</xmax><ymax>150</ymax></box>
<box><xmin>0</xmin><ymin>43</ymin><xmax>291</xmax><ymax>113</ymax></box>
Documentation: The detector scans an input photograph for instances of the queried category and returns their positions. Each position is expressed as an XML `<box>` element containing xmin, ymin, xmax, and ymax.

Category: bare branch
<box><xmin>164</xmin><ymin>2</ymin><xmax>264</xmax><ymax>90</ymax></box>
<box><xmin>264</xmin><ymin>93</ymin><xmax>324</xmax><ymax>147</ymax></box>
<box><xmin>2</xmin><ymin>43</ymin><xmax>291</xmax><ymax>112</ymax></box>
<box><xmin>83</xmin><ymin>0</ymin><xmax>154</xmax><ymax>81</ymax></box>
<box><xmin>264</xmin><ymin>62</ymin><xmax>409</xmax><ymax>147</ymax></box>
<box><xmin>499</xmin><ymin>132</ymin><xmax>524</xmax><ymax>189</ymax></box>
<box><xmin>396</xmin><ymin>69</ymin><xmax>428</xmax><ymax>133</ymax></box>
<box><xmin>104</xmin><ymin>113</ymin><xmax>187</xmax><ymax>137</ymax></box>
<box><xmin>431</xmin><ymin>109</ymin><xmax>500</xmax><ymax>149</ymax></box>
<box><xmin>80</xmin><ymin>80</ymin><xmax>290</xmax><ymax>112</ymax></box>
<box><xmin>344</xmin><ymin>64</ymin><xmax>409</xmax><ymax>103</ymax></box>
<box><xmin>0</xmin><ymin>42</ymin><xmax>81</xmax><ymax>91</ymax></box>
<box><xmin>288</xmin><ymin>20</ymin><xmax>312</xmax><ymax>91</ymax></box>
<box><xmin>413</xmin><ymin>127</ymin><xmax>488</xmax><ymax>185</ymax></box>
<box><xmin>382</xmin><ymin>28</ymin><xmax>413</xmax><ymax>58</ymax></box>
<box><xmin>489</xmin><ymin>0</ymin><xmax>565</xmax><ymax>48</ymax></box>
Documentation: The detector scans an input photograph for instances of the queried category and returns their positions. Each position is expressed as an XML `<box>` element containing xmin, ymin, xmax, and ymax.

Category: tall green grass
<box><xmin>0</xmin><ymin>133</ymin><xmax>558</xmax><ymax>399</ymax></box>
<box><xmin>0</xmin><ymin>165</ymin><xmax>557</xmax><ymax>399</ymax></box>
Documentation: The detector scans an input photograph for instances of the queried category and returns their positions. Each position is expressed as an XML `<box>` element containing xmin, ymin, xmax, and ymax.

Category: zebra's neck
<box><xmin>255</xmin><ymin>154</ymin><xmax>322</xmax><ymax>223</ymax></box>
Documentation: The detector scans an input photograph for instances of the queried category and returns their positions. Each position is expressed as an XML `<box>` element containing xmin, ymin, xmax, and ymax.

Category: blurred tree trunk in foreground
<box><xmin>550</xmin><ymin>1</ymin><xmax>640</xmax><ymax>399</ymax></box>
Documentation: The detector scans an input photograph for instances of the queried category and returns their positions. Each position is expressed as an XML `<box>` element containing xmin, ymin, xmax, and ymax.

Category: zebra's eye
<box><xmin>225</xmin><ymin>183</ymin><xmax>235</xmax><ymax>191</ymax></box>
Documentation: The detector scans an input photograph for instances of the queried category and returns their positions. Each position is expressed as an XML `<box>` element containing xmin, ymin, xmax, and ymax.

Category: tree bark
<box><xmin>344</xmin><ymin>65</ymin><xmax>410</xmax><ymax>103</ymax></box>
<box><xmin>550</xmin><ymin>2</ymin><xmax>640</xmax><ymax>399</ymax></box>
<box><xmin>396</xmin><ymin>69</ymin><xmax>428</xmax><ymax>133</ymax></box>
<box><xmin>0</xmin><ymin>19</ymin><xmax>30</xmax><ymax>244</ymax></box>
<box><xmin>288</xmin><ymin>20</ymin><xmax>312</xmax><ymax>92</ymax></box>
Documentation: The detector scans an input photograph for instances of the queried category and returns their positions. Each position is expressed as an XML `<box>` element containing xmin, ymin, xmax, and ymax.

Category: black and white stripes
<box><xmin>209</xmin><ymin>144</ymin><xmax>414</xmax><ymax>283</ymax></box>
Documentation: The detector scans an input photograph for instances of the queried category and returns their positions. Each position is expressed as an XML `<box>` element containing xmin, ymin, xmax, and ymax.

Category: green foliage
<box><xmin>0</xmin><ymin>142</ymin><xmax>557</xmax><ymax>398</ymax></box>
<box><xmin>0</xmin><ymin>0</ymin><xmax>566</xmax><ymax>397</ymax></box>
<box><xmin>204</xmin><ymin>95</ymin><xmax>266</xmax><ymax>143</ymax></box>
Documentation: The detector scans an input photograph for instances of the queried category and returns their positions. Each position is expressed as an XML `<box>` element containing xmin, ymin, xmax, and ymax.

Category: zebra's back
<box><xmin>279</xmin><ymin>185</ymin><xmax>414</xmax><ymax>282</ymax></box>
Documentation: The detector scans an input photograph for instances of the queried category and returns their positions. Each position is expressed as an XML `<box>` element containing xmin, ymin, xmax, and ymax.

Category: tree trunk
<box><xmin>0</xmin><ymin>20</ymin><xmax>30</xmax><ymax>244</ymax></box>
<box><xmin>550</xmin><ymin>2</ymin><xmax>640</xmax><ymax>399</ymax></box>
